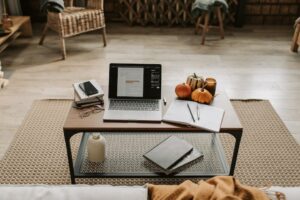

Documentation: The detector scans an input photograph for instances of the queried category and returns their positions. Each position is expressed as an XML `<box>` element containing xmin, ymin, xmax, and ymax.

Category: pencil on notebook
<box><xmin>187</xmin><ymin>103</ymin><xmax>196</xmax><ymax>122</ymax></box>
<box><xmin>197</xmin><ymin>104</ymin><xmax>200</xmax><ymax>121</ymax></box>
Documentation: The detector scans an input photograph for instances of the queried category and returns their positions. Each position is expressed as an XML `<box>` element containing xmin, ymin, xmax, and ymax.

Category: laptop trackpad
<box><xmin>103</xmin><ymin>110</ymin><xmax>162</xmax><ymax>122</ymax></box>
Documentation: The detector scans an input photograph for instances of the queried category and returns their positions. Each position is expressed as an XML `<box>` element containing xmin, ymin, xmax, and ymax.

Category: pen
<box><xmin>197</xmin><ymin>104</ymin><xmax>200</xmax><ymax>121</ymax></box>
<box><xmin>187</xmin><ymin>103</ymin><xmax>196</xmax><ymax>122</ymax></box>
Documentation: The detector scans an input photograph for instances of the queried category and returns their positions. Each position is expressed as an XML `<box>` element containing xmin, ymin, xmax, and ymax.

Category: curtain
<box><xmin>6</xmin><ymin>0</ymin><xmax>23</xmax><ymax>15</ymax></box>
<box><xmin>0</xmin><ymin>0</ymin><xmax>3</xmax><ymax>17</ymax></box>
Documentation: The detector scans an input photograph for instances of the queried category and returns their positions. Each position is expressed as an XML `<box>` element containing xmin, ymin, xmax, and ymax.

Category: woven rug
<box><xmin>0</xmin><ymin>99</ymin><xmax>299</xmax><ymax>187</ymax></box>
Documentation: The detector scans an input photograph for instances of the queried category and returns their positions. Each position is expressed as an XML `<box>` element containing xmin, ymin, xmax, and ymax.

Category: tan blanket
<box><xmin>148</xmin><ymin>176</ymin><xmax>269</xmax><ymax>200</ymax></box>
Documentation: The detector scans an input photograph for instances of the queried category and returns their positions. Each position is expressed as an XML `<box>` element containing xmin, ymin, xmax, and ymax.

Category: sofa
<box><xmin>0</xmin><ymin>185</ymin><xmax>148</xmax><ymax>200</ymax></box>
<box><xmin>0</xmin><ymin>184</ymin><xmax>299</xmax><ymax>200</ymax></box>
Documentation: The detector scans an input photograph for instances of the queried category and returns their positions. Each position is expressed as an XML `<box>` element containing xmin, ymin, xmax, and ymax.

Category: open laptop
<box><xmin>103</xmin><ymin>63</ymin><xmax>162</xmax><ymax>122</ymax></box>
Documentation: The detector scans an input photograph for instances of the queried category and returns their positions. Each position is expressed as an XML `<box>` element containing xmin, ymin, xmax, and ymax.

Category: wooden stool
<box><xmin>195</xmin><ymin>6</ymin><xmax>225</xmax><ymax>45</ymax></box>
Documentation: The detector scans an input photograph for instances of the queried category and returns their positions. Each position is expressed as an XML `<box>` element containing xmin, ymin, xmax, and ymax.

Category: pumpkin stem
<box><xmin>202</xmin><ymin>81</ymin><xmax>207</xmax><ymax>90</ymax></box>
<box><xmin>193</xmin><ymin>73</ymin><xmax>197</xmax><ymax>78</ymax></box>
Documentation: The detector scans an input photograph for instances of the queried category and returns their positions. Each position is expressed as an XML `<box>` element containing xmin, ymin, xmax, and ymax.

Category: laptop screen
<box><xmin>109</xmin><ymin>63</ymin><xmax>161</xmax><ymax>99</ymax></box>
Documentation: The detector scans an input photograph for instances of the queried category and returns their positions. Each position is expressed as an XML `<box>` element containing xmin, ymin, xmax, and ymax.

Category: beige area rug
<box><xmin>0</xmin><ymin>100</ymin><xmax>299</xmax><ymax>186</ymax></box>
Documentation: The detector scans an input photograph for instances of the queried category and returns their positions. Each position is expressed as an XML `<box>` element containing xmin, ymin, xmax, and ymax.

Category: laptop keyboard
<box><xmin>109</xmin><ymin>99</ymin><xmax>160</xmax><ymax>111</ymax></box>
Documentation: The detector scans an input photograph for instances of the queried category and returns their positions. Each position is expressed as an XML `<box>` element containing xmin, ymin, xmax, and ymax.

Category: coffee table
<box><xmin>0</xmin><ymin>16</ymin><xmax>32</xmax><ymax>53</ymax></box>
<box><xmin>63</xmin><ymin>87</ymin><xmax>243</xmax><ymax>184</ymax></box>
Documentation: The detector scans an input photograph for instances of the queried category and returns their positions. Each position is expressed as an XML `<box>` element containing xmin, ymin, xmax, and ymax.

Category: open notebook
<box><xmin>163</xmin><ymin>100</ymin><xmax>225</xmax><ymax>132</ymax></box>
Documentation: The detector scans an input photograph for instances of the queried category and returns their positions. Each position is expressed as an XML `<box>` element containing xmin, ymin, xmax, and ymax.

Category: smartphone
<box><xmin>79</xmin><ymin>81</ymin><xmax>98</xmax><ymax>96</ymax></box>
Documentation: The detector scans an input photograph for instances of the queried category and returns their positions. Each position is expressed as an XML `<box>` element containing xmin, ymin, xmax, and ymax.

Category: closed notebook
<box><xmin>167</xmin><ymin>148</ymin><xmax>203</xmax><ymax>174</ymax></box>
<box><xmin>163</xmin><ymin>100</ymin><xmax>225</xmax><ymax>132</ymax></box>
<box><xmin>143</xmin><ymin>136</ymin><xmax>193</xmax><ymax>170</ymax></box>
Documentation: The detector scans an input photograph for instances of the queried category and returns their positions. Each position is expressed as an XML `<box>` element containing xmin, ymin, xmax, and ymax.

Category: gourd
<box><xmin>191</xmin><ymin>88</ymin><xmax>213</xmax><ymax>104</ymax></box>
<box><xmin>186</xmin><ymin>73</ymin><xmax>204</xmax><ymax>91</ymax></box>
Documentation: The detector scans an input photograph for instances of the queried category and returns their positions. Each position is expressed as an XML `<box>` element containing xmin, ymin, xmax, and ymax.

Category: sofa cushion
<box><xmin>267</xmin><ymin>186</ymin><xmax>300</xmax><ymax>200</ymax></box>
<box><xmin>0</xmin><ymin>185</ymin><xmax>148</xmax><ymax>200</ymax></box>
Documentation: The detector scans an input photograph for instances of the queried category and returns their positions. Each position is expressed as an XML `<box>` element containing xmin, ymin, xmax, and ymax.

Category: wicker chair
<box><xmin>291</xmin><ymin>17</ymin><xmax>300</xmax><ymax>52</ymax></box>
<box><xmin>39</xmin><ymin>0</ymin><xmax>107</xmax><ymax>59</ymax></box>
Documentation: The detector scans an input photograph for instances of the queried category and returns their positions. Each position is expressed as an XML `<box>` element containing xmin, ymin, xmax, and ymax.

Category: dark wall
<box><xmin>20</xmin><ymin>0</ymin><xmax>45</xmax><ymax>22</ymax></box>
<box><xmin>20</xmin><ymin>0</ymin><xmax>300</xmax><ymax>25</ymax></box>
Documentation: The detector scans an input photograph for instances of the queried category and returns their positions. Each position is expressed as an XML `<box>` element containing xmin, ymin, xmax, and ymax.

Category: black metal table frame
<box><xmin>63</xmin><ymin>129</ymin><xmax>242</xmax><ymax>184</ymax></box>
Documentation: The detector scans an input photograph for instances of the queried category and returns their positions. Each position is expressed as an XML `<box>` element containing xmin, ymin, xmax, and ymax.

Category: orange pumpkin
<box><xmin>191</xmin><ymin>88</ymin><xmax>213</xmax><ymax>104</ymax></box>
<box><xmin>175</xmin><ymin>83</ymin><xmax>192</xmax><ymax>99</ymax></box>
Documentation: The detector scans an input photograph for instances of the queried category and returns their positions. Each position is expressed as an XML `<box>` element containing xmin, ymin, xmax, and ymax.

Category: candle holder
<box><xmin>2</xmin><ymin>14</ymin><xmax>13</xmax><ymax>30</ymax></box>
<box><xmin>1</xmin><ymin>0</ymin><xmax>13</xmax><ymax>30</ymax></box>
<box><xmin>205</xmin><ymin>77</ymin><xmax>217</xmax><ymax>96</ymax></box>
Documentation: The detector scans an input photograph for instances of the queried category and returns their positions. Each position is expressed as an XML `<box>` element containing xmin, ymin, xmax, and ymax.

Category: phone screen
<box><xmin>79</xmin><ymin>81</ymin><xmax>98</xmax><ymax>96</ymax></box>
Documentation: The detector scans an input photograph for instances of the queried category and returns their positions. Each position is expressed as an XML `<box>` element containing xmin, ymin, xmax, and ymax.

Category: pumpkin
<box><xmin>175</xmin><ymin>83</ymin><xmax>192</xmax><ymax>99</ymax></box>
<box><xmin>186</xmin><ymin>73</ymin><xmax>204</xmax><ymax>91</ymax></box>
<box><xmin>191</xmin><ymin>88</ymin><xmax>213</xmax><ymax>104</ymax></box>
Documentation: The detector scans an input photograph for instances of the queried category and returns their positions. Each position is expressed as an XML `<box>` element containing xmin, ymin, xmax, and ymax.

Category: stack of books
<box><xmin>0</xmin><ymin>61</ymin><xmax>9</xmax><ymax>89</ymax></box>
<box><xmin>72</xmin><ymin>80</ymin><xmax>104</xmax><ymax>109</ymax></box>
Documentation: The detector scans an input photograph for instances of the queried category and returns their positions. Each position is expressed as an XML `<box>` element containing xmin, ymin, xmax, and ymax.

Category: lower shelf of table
<box><xmin>74</xmin><ymin>132</ymin><xmax>229</xmax><ymax>178</ymax></box>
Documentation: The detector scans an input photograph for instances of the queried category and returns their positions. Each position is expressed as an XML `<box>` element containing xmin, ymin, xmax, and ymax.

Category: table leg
<box><xmin>64</xmin><ymin>130</ymin><xmax>77</xmax><ymax>184</ymax></box>
<box><xmin>228</xmin><ymin>130</ymin><xmax>242</xmax><ymax>175</ymax></box>
<box><xmin>211</xmin><ymin>132</ymin><xmax>216</xmax><ymax>145</ymax></box>
<box><xmin>20</xmin><ymin>18</ymin><xmax>33</xmax><ymax>37</ymax></box>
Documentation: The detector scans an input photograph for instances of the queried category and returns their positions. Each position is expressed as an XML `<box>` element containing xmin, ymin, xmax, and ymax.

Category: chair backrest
<box><xmin>87</xmin><ymin>0</ymin><xmax>103</xmax><ymax>10</ymax></box>
<box><xmin>64</xmin><ymin>0</ymin><xmax>103</xmax><ymax>10</ymax></box>
<box><xmin>64</xmin><ymin>0</ymin><xmax>73</xmax><ymax>7</ymax></box>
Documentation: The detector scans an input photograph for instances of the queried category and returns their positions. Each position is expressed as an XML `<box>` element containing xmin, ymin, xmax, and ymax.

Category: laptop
<box><xmin>103</xmin><ymin>63</ymin><xmax>162</xmax><ymax>122</ymax></box>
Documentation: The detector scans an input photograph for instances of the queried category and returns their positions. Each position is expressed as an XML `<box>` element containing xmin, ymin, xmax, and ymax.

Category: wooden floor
<box><xmin>0</xmin><ymin>23</ymin><xmax>299</xmax><ymax>159</ymax></box>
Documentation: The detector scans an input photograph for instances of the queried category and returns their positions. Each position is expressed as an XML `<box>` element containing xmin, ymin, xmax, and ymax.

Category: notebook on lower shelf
<box><xmin>166</xmin><ymin>147</ymin><xmax>203</xmax><ymax>175</ymax></box>
<box><xmin>143</xmin><ymin>136</ymin><xmax>203</xmax><ymax>174</ymax></box>
<box><xmin>163</xmin><ymin>100</ymin><xmax>225</xmax><ymax>132</ymax></box>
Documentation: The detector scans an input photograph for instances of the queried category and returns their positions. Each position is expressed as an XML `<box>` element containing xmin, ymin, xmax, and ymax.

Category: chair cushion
<box><xmin>191</xmin><ymin>0</ymin><xmax>228</xmax><ymax>17</ymax></box>
<box><xmin>40</xmin><ymin>0</ymin><xmax>65</xmax><ymax>13</ymax></box>
<box><xmin>0</xmin><ymin>185</ymin><xmax>148</xmax><ymax>200</ymax></box>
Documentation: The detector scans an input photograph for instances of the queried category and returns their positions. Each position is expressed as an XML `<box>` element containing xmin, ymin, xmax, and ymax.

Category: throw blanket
<box><xmin>191</xmin><ymin>0</ymin><xmax>228</xmax><ymax>18</ymax></box>
<box><xmin>148</xmin><ymin>176</ymin><xmax>269</xmax><ymax>200</ymax></box>
<box><xmin>40</xmin><ymin>0</ymin><xmax>65</xmax><ymax>13</ymax></box>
